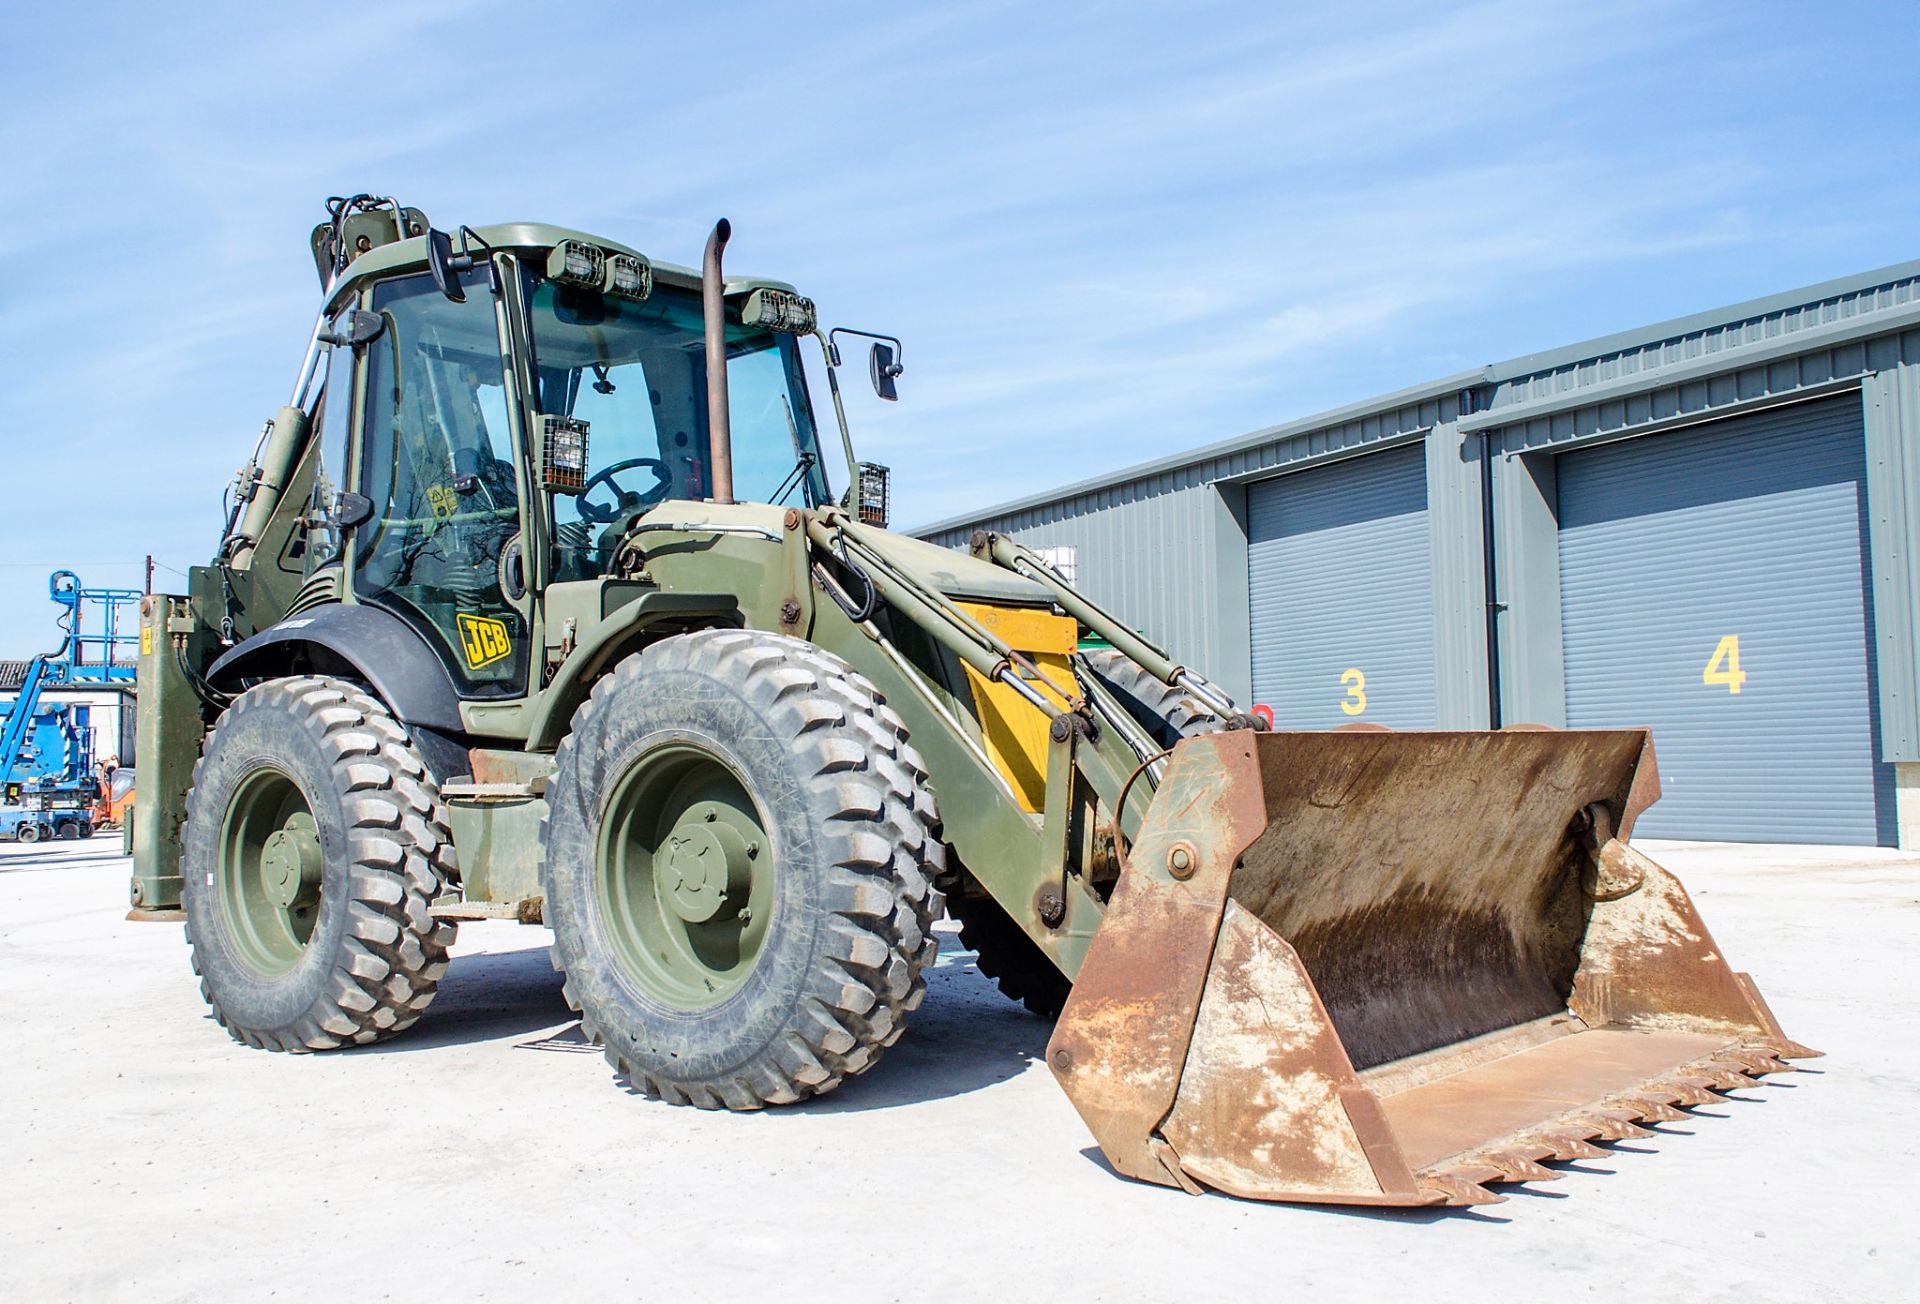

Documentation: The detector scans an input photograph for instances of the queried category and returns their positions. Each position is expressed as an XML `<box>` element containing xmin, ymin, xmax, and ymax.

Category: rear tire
<box><xmin>77</xmin><ymin>820</ymin><xmax>95</xmax><ymax>839</ymax></box>
<box><xmin>950</xmin><ymin>892</ymin><xmax>1071</xmax><ymax>1019</ymax></box>
<box><xmin>1078</xmin><ymin>648</ymin><xmax>1221</xmax><ymax>749</ymax></box>
<box><xmin>17</xmin><ymin>824</ymin><xmax>41</xmax><ymax>845</ymax></box>
<box><xmin>181</xmin><ymin>676</ymin><xmax>458</xmax><ymax>1052</ymax></box>
<box><xmin>954</xmin><ymin>650</ymin><xmax>1223</xmax><ymax>1021</ymax></box>
<box><xmin>541</xmin><ymin>629</ymin><xmax>944</xmax><ymax>1109</ymax></box>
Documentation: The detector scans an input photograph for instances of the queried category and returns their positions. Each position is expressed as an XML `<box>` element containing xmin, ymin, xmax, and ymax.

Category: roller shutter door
<box><xmin>1556</xmin><ymin>394</ymin><xmax>1893</xmax><ymax>844</ymax></box>
<box><xmin>1247</xmin><ymin>443</ymin><xmax>1436</xmax><ymax>729</ymax></box>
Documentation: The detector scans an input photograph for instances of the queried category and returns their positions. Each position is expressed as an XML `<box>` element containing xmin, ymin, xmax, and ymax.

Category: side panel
<box><xmin>129</xmin><ymin>595</ymin><xmax>211</xmax><ymax>912</ymax></box>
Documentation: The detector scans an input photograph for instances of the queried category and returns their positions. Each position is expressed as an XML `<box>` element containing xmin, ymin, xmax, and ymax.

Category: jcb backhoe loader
<box><xmin>130</xmin><ymin>195</ymin><xmax>1813</xmax><ymax>1206</ymax></box>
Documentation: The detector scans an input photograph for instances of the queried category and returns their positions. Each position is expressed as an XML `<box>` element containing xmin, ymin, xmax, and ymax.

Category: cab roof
<box><xmin>323</xmin><ymin>221</ymin><xmax>798</xmax><ymax>310</ymax></box>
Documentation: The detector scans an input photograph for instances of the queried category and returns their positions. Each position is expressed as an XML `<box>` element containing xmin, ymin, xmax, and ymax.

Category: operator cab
<box><xmin>303</xmin><ymin>219</ymin><xmax>848</xmax><ymax>702</ymax></box>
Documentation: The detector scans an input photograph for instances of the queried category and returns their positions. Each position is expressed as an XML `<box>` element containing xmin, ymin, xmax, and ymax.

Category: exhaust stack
<box><xmin>703</xmin><ymin>218</ymin><xmax>734</xmax><ymax>504</ymax></box>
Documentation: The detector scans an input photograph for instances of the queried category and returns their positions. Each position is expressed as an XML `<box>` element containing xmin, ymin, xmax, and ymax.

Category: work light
<box><xmin>857</xmin><ymin>462</ymin><xmax>890</xmax><ymax>527</ymax></box>
<box><xmin>606</xmin><ymin>253</ymin><xmax>652</xmax><ymax>301</ymax></box>
<box><xmin>542</xmin><ymin>416</ymin><xmax>590</xmax><ymax>492</ymax></box>
<box><xmin>547</xmin><ymin>240</ymin><xmax>607</xmax><ymax>289</ymax></box>
<box><xmin>740</xmin><ymin>287</ymin><xmax>817</xmax><ymax>334</ymax></box>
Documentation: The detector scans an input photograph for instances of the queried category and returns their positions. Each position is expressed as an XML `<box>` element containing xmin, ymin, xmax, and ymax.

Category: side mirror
<box><xmin>337</xmin><ymin>492</ymin><xmax>376</xmax><ymax>529</ymax></box>
<box><xmin>318</xmin><ymin>309</ymin><xmax>386</xmax><ymax>349</ymax></box>
<box><xmin>427</xmin><ymin>228</ymin><xmax>474</xmax><ymax>303</ymax></box>
<box><xmin>869</xmin><ymin>342</ymin><xmax>902</xmax><ymax>401</ymax></box>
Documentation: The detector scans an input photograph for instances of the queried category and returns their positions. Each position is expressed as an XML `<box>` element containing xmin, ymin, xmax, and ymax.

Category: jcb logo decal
<box><xmin>456</xmin><ymin>613</ymin><xmax>513</xmax><ymax>669</ymax></box>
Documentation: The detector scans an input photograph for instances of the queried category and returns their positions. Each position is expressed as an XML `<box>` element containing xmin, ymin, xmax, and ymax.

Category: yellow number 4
<box><xmin>1340</xmin><ymin>668</ymin><xmax>1367</xmax><ymax>716</ymax></box>
<box><xmin>1703</xmin><ymin>634</ymin><xmax>1746</xmax><ymax>695</ymax></box>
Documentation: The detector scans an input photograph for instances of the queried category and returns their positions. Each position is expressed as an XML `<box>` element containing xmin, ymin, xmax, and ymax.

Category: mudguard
<box><xmin>206</xmin><ymin>603</ymin><xmax>464</xmax><ymax>736</ymax></box>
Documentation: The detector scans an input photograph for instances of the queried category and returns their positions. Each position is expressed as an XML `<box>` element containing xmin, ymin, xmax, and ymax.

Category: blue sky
<box><xmin>2</xmin><ymin>0</ymin><xmax>1916</xmax><ymax>656</ymax></box>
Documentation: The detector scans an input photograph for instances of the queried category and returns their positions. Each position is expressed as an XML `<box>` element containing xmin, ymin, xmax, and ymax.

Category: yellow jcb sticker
<box><xmin>140</xmin><ymin>624</ymin><xmax>152</xmax><ymax>657</ymax></box>
<box><xmin>456</xmin><ymin>613</ymin><xmax>513</xmax><ymax>670</ymax></box>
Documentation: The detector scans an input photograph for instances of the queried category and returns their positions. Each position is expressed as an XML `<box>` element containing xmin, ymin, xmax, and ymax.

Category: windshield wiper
<box><xmin>770</xmin><ymin>451</ymin><xmax>815</xmax><ymax>506</ymax></box>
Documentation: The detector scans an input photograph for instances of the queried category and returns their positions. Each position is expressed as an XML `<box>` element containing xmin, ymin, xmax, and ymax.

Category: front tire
<box><xmin>181</xmin><ymin>676</ymin><xmax>458</xmax><ymax>1052</ymax></box>
<box><xmin>17</xmin><ymin>823</ymin><xmax>41</xmax><ymax>845</ymax></box>
<box><xmin>542</xmin><ymin>630</ymin><xmax>944</xmax><ymax>1109</ymax></box>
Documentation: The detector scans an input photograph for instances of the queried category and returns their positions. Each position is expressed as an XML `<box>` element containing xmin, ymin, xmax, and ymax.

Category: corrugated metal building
<box><xmin>914</xmin><ymin>260</ymin><xmax>1920</xmax><ymax>847</ymax></box>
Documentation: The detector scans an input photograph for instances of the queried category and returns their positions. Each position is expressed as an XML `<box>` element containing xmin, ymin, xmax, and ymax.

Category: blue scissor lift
<box><xmin>0</xmin><ymin>572</ymin><xmax>142</xmax><ymax>840</ymax></box>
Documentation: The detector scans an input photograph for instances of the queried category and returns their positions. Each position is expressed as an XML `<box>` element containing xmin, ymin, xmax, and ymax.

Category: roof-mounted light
<box><xmin>606</xmin><ymin>253</ymin><xmax>653</xmax><ymax>301</ymax></box>
<box><xmin>547</xmin><ymin>240</ymin><xmax>606</xmax><ymax>289</ymax></box>
<box><xmin>739</xmin><ymin>287</ymin><xmax>817</xmax><ymax>334</ymax></box>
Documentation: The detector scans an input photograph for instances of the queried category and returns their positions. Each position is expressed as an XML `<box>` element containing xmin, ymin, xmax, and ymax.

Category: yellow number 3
<box><xmin>1703</xmin><ymin>634</ymin><xmax>1746</xmax><ymax>695</ymax></box>
<box><xmin>1340</xmin><ymin>668</ymin><xmax>1367</xmax><ymax>716</ymax></box>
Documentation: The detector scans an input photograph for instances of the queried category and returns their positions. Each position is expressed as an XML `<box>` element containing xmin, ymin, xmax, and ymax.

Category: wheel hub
<box><xmin>597</xmin><ymin>745</ymin><xmax>775</xmax><ymax>1010</ymax></box>
<box><xmin>659</xmin><ymin>806</ymin><xmax>753</xmax><ymax>923</ymax></box>
<box><xmin>260</xmin><ymin>816</ymin><xmax>323</xmax><ymax>909</ymax></box>
<box><xmin>217</xmin><ymin>769</ymin><xmax>323</xmax><ymax>977</ymax></box>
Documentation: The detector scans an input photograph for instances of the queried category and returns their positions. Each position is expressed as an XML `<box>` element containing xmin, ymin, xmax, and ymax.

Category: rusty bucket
<box><xmin>1048</xmin><ymin>729</ymin><xmax>1815</xmax><ymax>1206</ymax></box>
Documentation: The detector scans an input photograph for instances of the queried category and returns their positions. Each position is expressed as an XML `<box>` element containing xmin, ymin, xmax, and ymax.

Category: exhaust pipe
<box><xmin>703</xmin><ymin>218</ymin><xmax>734</xmax><ymax>504</ymax></box>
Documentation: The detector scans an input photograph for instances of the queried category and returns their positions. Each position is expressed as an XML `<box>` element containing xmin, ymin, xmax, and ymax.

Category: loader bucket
<box><xmin>1048</xmin><ymin>728</ymin><xmax>1816</xmax><ymax>1207</ymax></box>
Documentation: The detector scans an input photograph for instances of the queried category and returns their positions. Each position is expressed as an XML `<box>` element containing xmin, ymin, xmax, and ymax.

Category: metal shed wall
<box><xmin>919</xmin><ymin>385</ymin><xmax>1470</xmax><ymax>704</ymax></box>
<box><xmin>920</xmin><ymin>472</ymin><xmax>1248</xmax><ymax>697</ymax></box>
<box><xmin>911</xmin><ymin>257</ymin><xmax>1920</xmax><ymax>845</ymax></box>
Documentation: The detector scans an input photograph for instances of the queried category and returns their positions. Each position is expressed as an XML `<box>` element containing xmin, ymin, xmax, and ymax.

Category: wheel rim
<box><xmin>217</xmin><ymin>768</ymin><xmax>324</xmax><ymax>977</ymax></box>
<box><xmin>597</xmin><ymin>743</ymin><xmax>775</xmax><ymax>1010</ymax></box>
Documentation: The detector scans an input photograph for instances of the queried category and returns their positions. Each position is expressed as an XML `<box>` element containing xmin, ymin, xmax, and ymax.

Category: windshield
<box><xmin>524</xmin><ymin>271</ymin><xmax>830</xmax><ymax>580</ymax></box>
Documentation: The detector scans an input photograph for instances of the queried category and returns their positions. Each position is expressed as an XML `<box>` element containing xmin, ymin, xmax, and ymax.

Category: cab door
<box><xmin>351</xmin><ymin>265</ymin><xmax>530</xmax><ymax>697</ymax></box>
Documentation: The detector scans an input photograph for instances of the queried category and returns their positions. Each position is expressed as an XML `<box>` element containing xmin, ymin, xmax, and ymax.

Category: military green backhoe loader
<box><xmin>130</xmin><ymin>194</ymin><xmax>1814</xmax><ymax>1207</ymax></box>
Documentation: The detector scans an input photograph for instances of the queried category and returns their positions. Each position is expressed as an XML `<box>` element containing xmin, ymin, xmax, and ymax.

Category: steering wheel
<box><xmin>578</xmin><ymin>457</ymin><xmax>673</xmax><ymax>524</ymax></box>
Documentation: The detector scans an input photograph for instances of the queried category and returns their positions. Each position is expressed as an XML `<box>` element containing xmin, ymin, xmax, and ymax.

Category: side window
<box><xmin>353</xmin><ymin>268</ymin><xmax>527</xmax><ymax>697</ymax></box>
<box><xmin>303</xmin><ymin>320</ymin><xmax>356</xmax><ymax>576</ymax></box>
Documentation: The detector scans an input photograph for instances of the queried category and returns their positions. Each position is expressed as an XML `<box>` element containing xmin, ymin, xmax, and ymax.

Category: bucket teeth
<box><xmin>1649</xmin><ymin>1077</ymin><xmax>1724</xmax><ymax>1107</ymax></box>
<box><xmin>1698</xmin><ymin>1065</ymin><xmax>1758</xmax><ymax>1092</ymax></box>
<box><xmin>1611</xmin><ymin>1092</ymin><xmax>1689</xmax><ymax>1123</ymax></box>
<box><xmin>1525</xmin><ymin>1130</ymin><xmax>1608</xmax><ymax>1161</ymax></box>
<box><xmin>1721</xmin><ymin>1049</ymin><xmax>1793</xmax><ymax>1076</ymax></box>
<box><xmin>1581</xmin><ymin>1109</ymin><xmax>1655</xmax><ymax>1141</ymax></box>
<box><xmin>1765</xmin><ymin>1036</ymin><xmax>1822</xmax><ymax>1060</ymax></box>
<box><xmin>1421</xmin><ymin>1174</ymin><xmax>1505</xmax><ymax>1206</ymax></box>
<box><xmin>1476</xmin><ymin>1149</ymin><xmax>1561</xmax><ymax>1183</ymax></box>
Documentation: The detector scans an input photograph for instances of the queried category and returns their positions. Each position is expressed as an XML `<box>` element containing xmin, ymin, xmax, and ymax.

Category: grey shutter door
<box><xmin>1247</xmin><ymin>443</ymin><xmax>1437</xmax><ymax>729</ymax></box>
<box><xmin>1556</xmin><ymin>394</ymin><xmax>1893</xmax><ymax>845</ymax></box>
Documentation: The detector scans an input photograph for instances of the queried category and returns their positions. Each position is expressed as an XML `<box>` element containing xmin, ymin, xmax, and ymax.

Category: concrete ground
<box><xmin>2</xmin><ymin>838</ymin><xmax>1914</xmax><ymax>1304</ymax></box>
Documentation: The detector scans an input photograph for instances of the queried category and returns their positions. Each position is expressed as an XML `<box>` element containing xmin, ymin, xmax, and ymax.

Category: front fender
<box><xmin>206</xmin><ymin>603</ymin><xmax>464</xmax><ymax>735</ymax></box>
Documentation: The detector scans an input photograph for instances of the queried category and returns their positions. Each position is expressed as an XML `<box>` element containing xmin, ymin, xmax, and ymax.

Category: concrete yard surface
<box><xmin>2</xmin><ymin>838</ymin><xmax>1914</xmax><ymax>1303</ymax></box>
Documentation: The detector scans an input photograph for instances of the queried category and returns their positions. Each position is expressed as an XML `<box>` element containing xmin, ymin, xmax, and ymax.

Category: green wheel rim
<box><xmin>217</xmin><ymin>768</ymin><xmax>325</xmax><ymax>977</ymax></box>
<box><xmin>597</xmin><ymin>743</ymin><xmax>775</xmax><ymax>1011</ymax></box>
